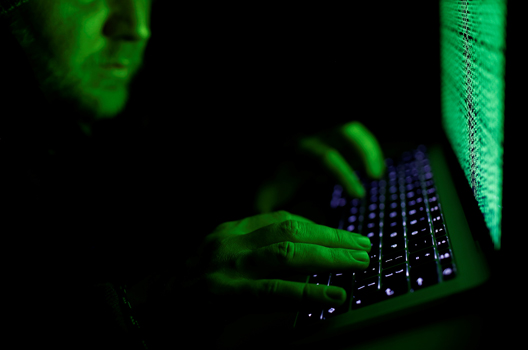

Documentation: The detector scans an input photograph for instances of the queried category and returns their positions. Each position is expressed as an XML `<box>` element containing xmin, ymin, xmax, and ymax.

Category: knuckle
<box><xmin>328</xmin><ymin>246</ymin><xmax>340</xmax><ymax>263</ymax></box>
<box><xmin>278</xmin><ymin>219</ymin><xmax>302</xmax><ymax>239</ymax></box>
<box><xmin>263</xmin><ymin>279</ymin><xmax>280</xmax><ymax>297</ymax></box>
<box><xmin>333</xmin><ymin>228</ymin><xmax>343</xmax><ymax>245</ymax></box>
<box><xmin>275</xmin><ymin>241</ymin><xmax>295</xmax><ymax>263</ymax></box>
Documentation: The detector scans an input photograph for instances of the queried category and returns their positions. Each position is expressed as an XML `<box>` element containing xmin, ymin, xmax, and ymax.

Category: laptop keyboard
<box><xmin>295</xmin><ymin>145</ymin><xmax>458</xmax><ymax>327</ymax></box>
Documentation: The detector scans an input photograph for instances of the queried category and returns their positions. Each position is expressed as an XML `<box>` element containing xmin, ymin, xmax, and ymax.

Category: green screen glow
<box><xmin>440</xmin><ymin>0</ymin><xmax>505</xmax><ymax>250</ymax></box>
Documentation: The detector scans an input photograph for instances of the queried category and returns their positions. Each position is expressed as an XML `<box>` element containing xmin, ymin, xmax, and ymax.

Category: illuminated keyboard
<box><xmin>295</xmin><ymin>145</ymin><xmax>457</xmax><ymax>326</ymax></box>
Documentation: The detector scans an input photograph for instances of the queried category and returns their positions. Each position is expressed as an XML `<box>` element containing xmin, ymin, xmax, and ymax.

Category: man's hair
<box><xmin>0</xmin><ymin>0</ymin><xmax>31</xmax><ymax>38</ymax></box>
<box><xmin>0</xmin><ymin>0</ymin><xmax>30</xmax><ymax>16</ymax></box>
<box><xmin>0</xmin><ymin>0</ymin><xmax>27</xmax><ymax>34</ymax></box>
<box><xmin>0</xmin><ymin>0</ymin><xmax>35</xmax><ymax>55</ymax></box>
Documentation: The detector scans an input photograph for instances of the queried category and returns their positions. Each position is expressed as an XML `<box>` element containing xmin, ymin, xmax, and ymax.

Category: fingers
<box><xmin>229</xmin><ymin>210</ymin><xmax>317</xmax><ymax>234</ymax></box>
<box><xmin>207</xmin><ymin>261</ymin><xmax>349</xmax><ymax>317</ymax></box>
<box><xmin>235</xmin><ymin>217</ymin><xmax>372</xmax><ymax>277</ymax></box>
<box><xmin>240</xmin><ymin>216</ymin><xmax>371</xmax><ymax>253</ymax></box>
<box><xmin>325</xmin><ymin>148</ymin><xmax>366</xmax><ymax>197</ymax></box>
<box><xmin>299</xmin><ymin>136</ymin><xmax>366</xmax><ymax>198</ymax></box>
<box><xmin>241</xmin><ymin>241</ymin><xmax>370</xmax><ymax>277</ymax></box>
<box><xmin>243</xmin><ymin>278</ymin><xmax>347</xmax><ymax>313</ymax></box>
<box><xmin>340</xmin><ymin>121</ymin><xmax>386</xmax><ymax>180</ymax></box>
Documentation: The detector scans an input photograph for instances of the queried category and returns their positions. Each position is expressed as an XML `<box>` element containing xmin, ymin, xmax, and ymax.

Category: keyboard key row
<box><xmin>296</xmin><ymin>149</ymin><xmax>458</xmax><ymax>327</ymax></box>
<box><xmin>352</xmin><ymin>259</ymin><xmax>441</xmax><ymax>310</ymax></box>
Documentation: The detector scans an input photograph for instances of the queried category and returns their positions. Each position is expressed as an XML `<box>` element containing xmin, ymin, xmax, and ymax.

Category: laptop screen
<box><xmin>439</xmin><ymin>0</ymin><xmax>506</xmax><ymax>250</ymax></box>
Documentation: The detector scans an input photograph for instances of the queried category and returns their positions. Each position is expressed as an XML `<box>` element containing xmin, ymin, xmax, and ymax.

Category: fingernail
<box><xmin>358</xmin><ymin>186</ymin><xmax>365</xmax><ymax>197</ymax></box>
<box><xmin>325</xmin><ymin>286</ymin><xmax>346</xmax><ymax>302</ymax></box>
<box><xmin>351</xmin><ymin>250</ymin><xmax>369</xmax><ymax>262</ymax></box>
<box><xmin>358</xmin><ymin>236</ymin><xmax>371</xmax><ymax>249</ymax></box>
<box><xmin>350</xmin><ymin>185</ymin><xmax>365</xmax><ymax>198</ymax></box>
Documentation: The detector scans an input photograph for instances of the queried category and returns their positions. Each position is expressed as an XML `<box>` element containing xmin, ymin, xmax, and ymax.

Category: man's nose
<box><xmin>104</xmin><ymin>0</ymin><xmax>152</xmax><ymax>42</ymax></box>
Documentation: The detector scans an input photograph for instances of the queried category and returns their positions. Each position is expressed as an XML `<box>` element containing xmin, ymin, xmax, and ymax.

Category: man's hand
<box><xmin>182</xmin><ymin>210</ymin><xmax>371</xmax><ymax>322</ymax></box>
<box><xmin>255</xmin><ymin>121</ymin><xmax>386</xmax><ymax>214</ymax></box>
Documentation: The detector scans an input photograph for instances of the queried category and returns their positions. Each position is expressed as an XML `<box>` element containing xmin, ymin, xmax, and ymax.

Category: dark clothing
<box><xmin>1</xmin><ymin>79</ymin><xmax>299</xmax><ymax>348</ymax></box>
<box><xmin>0</xmin><ymin>17</ymin><xmax>343</xmax><ymax>349</ymax></box>
<box><xmin>1</xmin><ymin>85</ymin><xmax>294</xmax><ymax>348</ymax></box>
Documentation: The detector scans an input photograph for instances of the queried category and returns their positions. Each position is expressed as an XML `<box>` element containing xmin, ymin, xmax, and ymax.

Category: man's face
<box><xmin>10</xmin><ymin>0</ymin><xmax>153</xmax><ymax>134</ymax></box>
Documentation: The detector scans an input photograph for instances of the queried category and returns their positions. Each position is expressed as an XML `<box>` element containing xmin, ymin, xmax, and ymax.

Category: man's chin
<box><xmin>94</xmin><ymin>83</ymin><xmax>129</xmax><ymax>117</ymax></box>
<box><xmin>77</xmin><ymin>87</ymin><xmax>130</xmax><ymax>134</ymax></box>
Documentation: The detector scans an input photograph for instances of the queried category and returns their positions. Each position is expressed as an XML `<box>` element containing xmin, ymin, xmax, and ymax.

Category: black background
<box><xmin>129</xmin><ymin>1</ymin><xmax>442</xmax><ymax>146</ymax></box>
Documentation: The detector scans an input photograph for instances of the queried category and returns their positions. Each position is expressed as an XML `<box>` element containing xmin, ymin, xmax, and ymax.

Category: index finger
<box><xmin>241</xmin><ymin>218</ymin><xmax>371</xmax><ymax>253</ymax></box>
<box><xmin>340</xmin><ymin>121</ymin><xmax>386</xmax><ymax>179</ymax></box>
<box><xmin>228</xmin><ymin>210</ymin><xmax>318</xmax><ymax>235</ymax></box>
<box><xmin>298</xmin><ymin>136</ymin><xmax>366</xmax><ymax>198</ymax></box>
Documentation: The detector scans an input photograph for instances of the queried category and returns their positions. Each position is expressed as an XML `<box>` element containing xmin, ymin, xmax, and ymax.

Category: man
<box><xmin>1</xmin><ymin>1</ymin><xmax>386</xmax><ymax>348</ymax></box>
<box><xmin>1</xmin><ymin>0</ymin><xmax>152</xmax><ymax>137</ymax></box>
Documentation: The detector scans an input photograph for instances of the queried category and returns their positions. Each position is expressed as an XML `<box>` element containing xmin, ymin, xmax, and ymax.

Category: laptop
<box><xmin>216</xmin><ymin>1</ymin><xmax>515</xmax><ymax>348</ymax></box>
